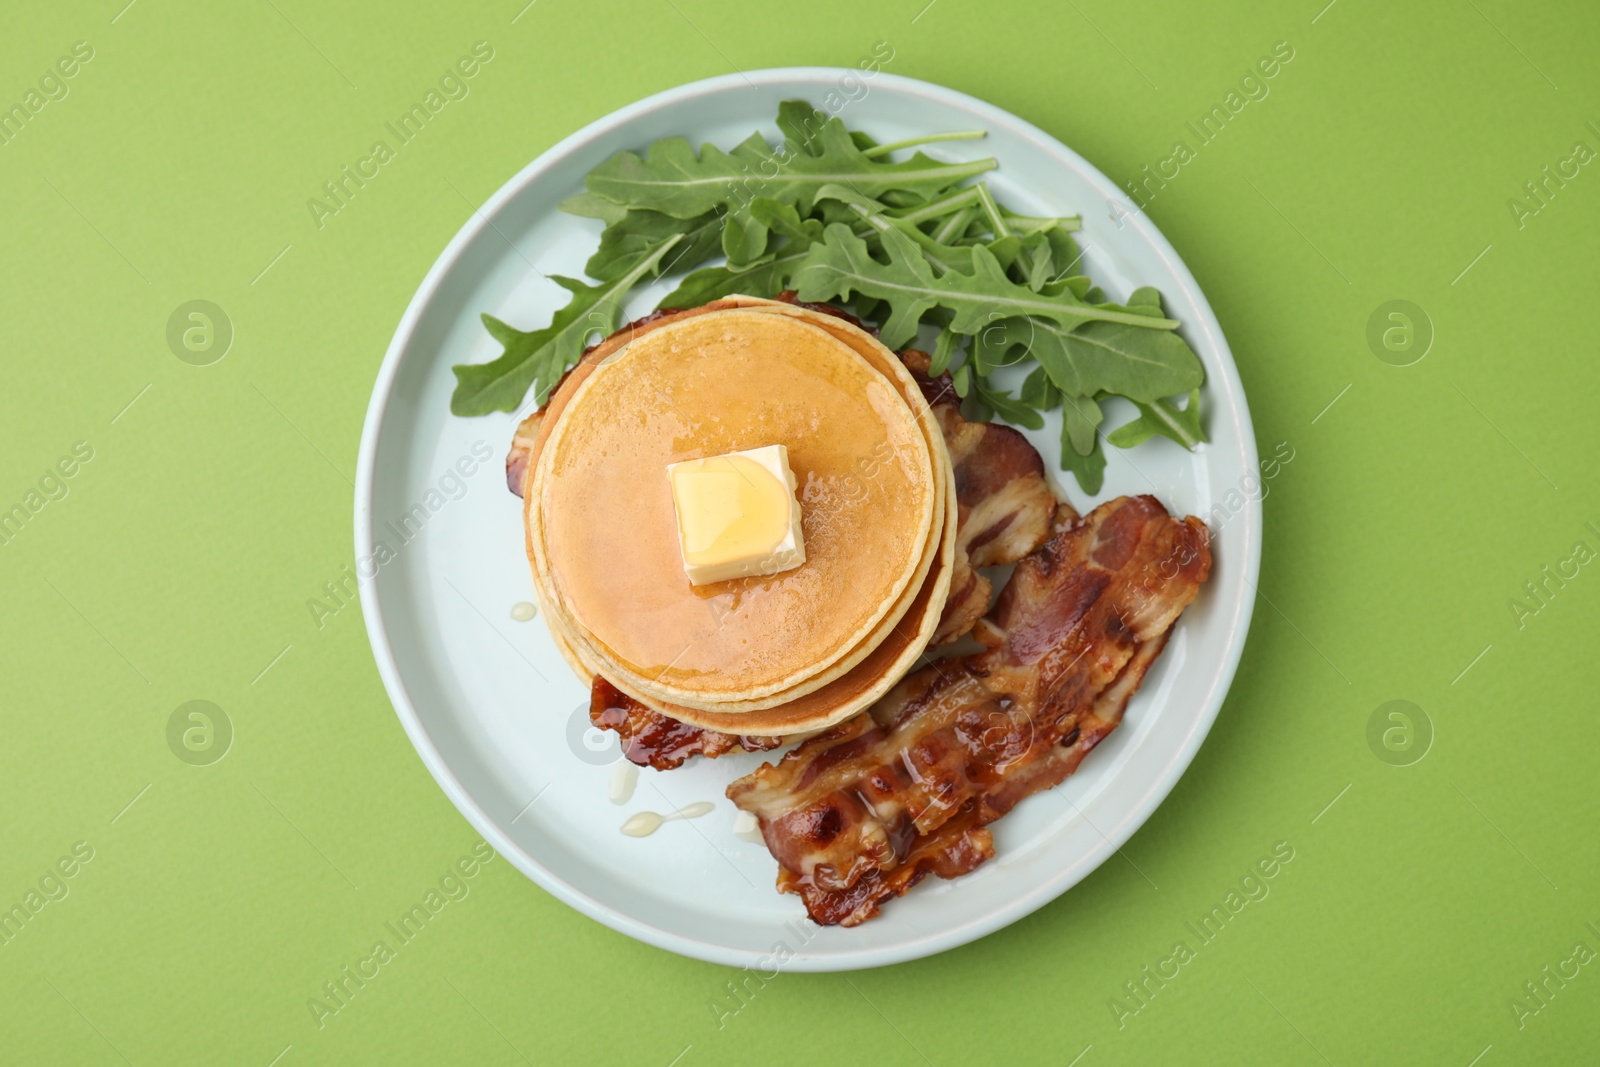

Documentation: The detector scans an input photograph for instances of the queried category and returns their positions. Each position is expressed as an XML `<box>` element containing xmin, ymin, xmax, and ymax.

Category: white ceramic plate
<box><xmin>356</xmin><ymin>69</ymin><xmax>1260</xmax><ymax>971</ymax></box>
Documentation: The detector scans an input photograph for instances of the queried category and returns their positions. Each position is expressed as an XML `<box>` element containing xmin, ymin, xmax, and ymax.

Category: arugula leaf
<box><xmin>932</xmin><ymin>204</ymin><xmax>979</xmax><ymax>244</ymax></box>
<box><xmin>941</xmin><ymin>242</ymin><xmax>1179</xmax><ymax>335</ymax></box>
<box><xmin>558</xmin><ymin>191</ymin><xmax>628</xmax><ymax>224</ymax></box>
<box><xmin>929</xmin><ymin>328</ymin><xmax>961</xmax><ymax>376</ymax></box>
<box><xmin>748</xmin><ymin>198</ymin><xmax>824</xmax><ymax>245</ymax></box>
<box><xmin>657</xmin><ymin>247</ymin><xmax>807</xmax><ymax>307</ymax></box>
<box><xmin>775</xmin><ymin>105</ymin><xmax>981</xmax><ymax>167</ymax></box>
<box><xmin>720</xmin><ymin>206</ymin><xmax>771</xmax><ymax>267</ymax></box>
<box><xmin>860</xmin><ymin>129</ymin><xmax>987</xmax><ymax>160</ymax></box>
<box><xmin>812</xmin><ymin>184</ymin><xmax>962</xmax><ymax>273</ymax></box>
<box><xmin>1059</xmin><ymin>423</ymin><xmax>1107</xmax><ymax>494</ymax></box>
<box><xmin>1020</xmin><ymin>232</ymin><xmax>1055</xmax><ymax>292</ymax></box>
<box><xmin>585</xmin><ymin>209</ymin><xmax>721</xmax><ymax>283</ymax></box>
<box><xmin>1043</xmin><ymin>227</ymin><xmax>1083</xmax><ymax>282</ymax></box>
<box><xmin>1019</xmin><ymin>365</ymin><xmax>1061</xmax><ymax>409</ymax></box>
<box><xmin>585</xmin><ymin>120</ymin><xmax>997</xmax><ymax>220</ymax></box>
<box><xmin>1106</xmin><ymin>389</ymin><xmax>1208</xmax><ymax>449</ymax></box>
<box><xmin>951</xmin><ymin>361</ymin><xmax>972</xmax><ymax>399</ymax></box>
<box><xmin>777</xmin><ymin>100</ymin><xmax>828</xmax><ymax>157</ymax></box>
<box><xmin>891</xmin><ymin>186</ymin><xmax>980</xmax><ymax>227</ymax></box>
<box><xmin>1062</xmin><ymin>393</ymin><xmax>1104</xmax><ymax>455</ymax></box>
<box><xmin>1120</xmin><ymin>286</ymin><xmax>1169</xmax><ymax>316</ymax></box>
<box><xmin>793</xmin><ymin>223</ymin><xmax>941</xmax><ymax>348</ymax></box>
<box><xmin>657</xmin><ymin>200</ymin><xmax>830</xmax><ymax>308</ymax></box>
<box><xmin>974</xmin><ymin>181</ymin><xmax>1009</xmax><ymax>238</ymax></box>
<box><xmin>984</xmin><ymin>232</ymin><xmax>1024</xmax><ymax>273</ymax></box>
<box><xmin>794</xmin><ymin>225</ymin><xmax>1183</xmax><ymax>350</ymax></box>
<box><xmin>971</xmin><ymin>372</ymin><xmax>1044</xmax><ymax>430</ymax></box>
<box><xmin>1042</xmin><ymin>272</ymin><xmax>1092</xmax><ymax>302</ymax></box>
<box><xmin>967</xmin><ymin>312</ymin><xmax>1034</xmax><ymax>376</ymax></box>
<box><xmin>1008</xmin><ymin>312</ymin><xmax>1204</xmax><ymax>402</ymax></box>
<box><xmin>451</xmin><ymin>236</ymin><xmax>681</xmax><ymax>415</ymax></box>
<box><xmin>1000</xmin><ymin>209</ymin><xmax>1082</xmax><ymax>236</ymax></box>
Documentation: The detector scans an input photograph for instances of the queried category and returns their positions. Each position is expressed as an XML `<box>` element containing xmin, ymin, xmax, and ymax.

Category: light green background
<box><xmin>3</xmin><ymin>0</ymin><xmax>1597</xmax><ymax>1063</ymax></box>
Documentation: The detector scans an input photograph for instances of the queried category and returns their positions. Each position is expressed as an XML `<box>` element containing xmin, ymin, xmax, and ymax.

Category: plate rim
<box><xmin>355</xmin><ymin>66</ymin><xmax>1262</xmax><ymax>971</ymax></box>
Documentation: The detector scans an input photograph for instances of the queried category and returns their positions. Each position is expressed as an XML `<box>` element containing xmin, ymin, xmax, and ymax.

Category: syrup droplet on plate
<box><xmin>609</xmin><ymin>763</ymin><xmax>637</xmax><ymax>805</ymax></box>
<box><xmin>620</xmin><ymin>801</ymin><xmax>716</xmax><ymax>838</ymax></box>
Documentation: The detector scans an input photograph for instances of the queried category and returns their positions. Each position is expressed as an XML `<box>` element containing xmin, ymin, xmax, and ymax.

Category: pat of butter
<box><xmin>667</xmin><ymin>445</ymin><xmax>806</xmax><ymax>586</ymax></box>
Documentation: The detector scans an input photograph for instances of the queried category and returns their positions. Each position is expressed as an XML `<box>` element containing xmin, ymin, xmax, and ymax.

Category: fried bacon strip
<box><xmin>777</xmin><ymin>807</ymin><xmax>996</xmax><ymax>927</ymax></box>
<box><xmin>728</xmin><ymin>495</ymin><xmax>1210</xmax><ymax>925</ymax></box>
<box><xmin>779</xmin><ymin>631</ymin><xmax>1170</xmax><ymax>925</ymax></box>
<box><xmin>904</xmin><ymin>352</ymin><xmax>1056</xmax><ymax>569</ymax></box>
<box><xmin>590</xmin><ymin>678</ymin><xmax>779</xmax><ymax>770</ymax></box>
<box><xmin>898</xmin><ymin>350</ymin><xmax>1057</xmax><ymax>644</ymax></box>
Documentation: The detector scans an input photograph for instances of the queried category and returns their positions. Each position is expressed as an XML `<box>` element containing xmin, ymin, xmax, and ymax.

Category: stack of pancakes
<box><xmin>520</xmin><ymin>296</ymin><xmax>956</xmax><ymax>736</ymax></box>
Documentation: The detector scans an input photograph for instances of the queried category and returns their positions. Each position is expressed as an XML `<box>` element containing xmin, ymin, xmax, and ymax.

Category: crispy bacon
<box><xmin>935</xmin><ymin>546</ymin><xmax>992</xmax><ymax>649</ymax></box>
<box><xmin>728</xmin><ymin>495</ymin><xmax>1210</xmax><ymax>925</ymax></box>
<box><xmin>779</xmin><ymin>632</ymin><xmax>1169</xmax><ymax>926</ymax></box>
<box><xmin>777</xmin><ymin>808</ymin><xmax>995</xmax><ymax>927</ymax></box>
<box><xmin>506</xmin><ymin>409</ymin><xmax>543</xmax><ymax>496</ymax></box>
<box><xmin>590</xmin><ymin>677</ymin><xmax>780</xmax><ymax>771</ymax></box>
<box><xmin>899</xmin><ymin>350</ymin><xmax>1058</xmax><ymax>644</ymax></box>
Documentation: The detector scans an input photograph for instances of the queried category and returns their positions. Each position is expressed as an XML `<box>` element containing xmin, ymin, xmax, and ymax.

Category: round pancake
<box><xmin>538</xmin><ymin>302</ymin><xmax>954</xmax><ymax>715</ymax></box>
<box><xmin>537</xmin><ymin>299</ymin><xmax>960</xmax><ymax>734</ymax></box>
<box><xmin>523</xmin><ymin>297</ymin><xmax>957</xmax><ymax>731</ymax></box>
<box><xmin>535</xmin><ymin>311</ymin><xmax>937</xmax><ymax>708</ymax></box>
<box><xmin>512</xmin><ymin>303</ymin><xmax>858</xmax><ymax>705</ymax></box>
<box><xmin>532</xmin><ymin>299</ymin><xmax>954</xmax><ymax>715</ymax></box>
<box><xmin>529</xmin><ymin>308</ymin><xmax>937</xmax><ymax>704</ymax></box>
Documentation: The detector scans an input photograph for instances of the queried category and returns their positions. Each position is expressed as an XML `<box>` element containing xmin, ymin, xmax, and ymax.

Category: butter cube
<box><xmin>667</xmin><ymin>445</ymin><xmax>806</xmax><ymax>586</ymax></box>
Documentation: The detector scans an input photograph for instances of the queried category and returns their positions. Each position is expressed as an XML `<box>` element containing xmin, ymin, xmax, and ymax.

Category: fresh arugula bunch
<box><xmin>449</xmin><ymin>100</ymin><xmax>1207</xmax><ymax>493</ymax></box>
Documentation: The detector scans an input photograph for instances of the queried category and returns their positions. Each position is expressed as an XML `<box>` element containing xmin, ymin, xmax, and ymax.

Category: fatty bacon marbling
<box><xmin>726</xmin><ymin>494</ymin><xmax>1211</xmax><ymax>926</ymax></box>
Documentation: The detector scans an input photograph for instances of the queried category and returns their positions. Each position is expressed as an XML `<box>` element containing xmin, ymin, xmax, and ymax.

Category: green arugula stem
<box><xmin>844</xmin><ymin>202</ymin><xmax>958</xmax><ymax>273</ymax></box>
<box><xmin>932</xmin><ymin>203</ymin><xmax>979</xmax><ymax>244</ymax></box>
<box><xmin>1001</xmin><ymin>211</ymin><xmax>1084</xmax><ymax>234</ymax></box>
<box><xmin>860</xmin><ymin>130</ymin><xmax>987</xmax><ymax>159</ymax></box>
<box><xmin>891</xmin><ymin>186</ymin><xmax>981</xmax><ymax>226</ymax></box>
<box><xmin>625</xmin><ymin>158</ymin><xmax>997</xmax><ymax>199</ymax></box>
<box><xmin>1024</xmin><ymin>305</ymin><xmax>1181</xmax><ymax>329</ymax></box>
<box><xmin>975</xmin><ymin>182</ymin><xmax>1010</xmax><ymax>239</ymax></box>
<box><xmin>1130</xmin><ymin>394</ymin><xmax>1204</xmax><ymax>448</ymax></box>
